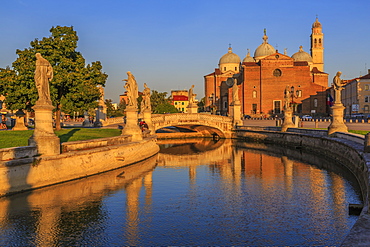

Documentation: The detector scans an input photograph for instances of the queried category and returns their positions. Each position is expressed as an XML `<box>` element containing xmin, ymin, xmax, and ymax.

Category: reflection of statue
<box><xmin>123</xmin><ymin>71</ymin><xmax>138</xmax><ymax>107</ymax></box>
<box><xmin>332</xmin><ymin>71</ymin><xmax>345</xmax><ymax>103</ymax></box>
<box><xmin>232</xmin><ymin>80</ymin><xmax>239</xmax><ymax>103</ymax></box>
<box><xmin>284</xmin><ymin>86</ymin><xmax>291</xmax><ymax>109</ymax></box>
<box><xmin>34</xmin><ymin>53</ymin><xmax>53</xmax><ymax>104</ymax></box>
<box><xmin>188</xmin><ymin>85</ymin><xmax>195</xmax><ymax>104</ymax></box>
<box><xmin>141</xmin><ymin>83</ymin><xmax>151</xmax><ymax>111</ymax></box>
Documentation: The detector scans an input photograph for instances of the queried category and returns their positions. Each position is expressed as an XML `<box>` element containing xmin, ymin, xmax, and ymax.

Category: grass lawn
<box><xmin>0</xmin><ymin>128</ymin><xmax>121</xmax><ymax>149</ymax></box>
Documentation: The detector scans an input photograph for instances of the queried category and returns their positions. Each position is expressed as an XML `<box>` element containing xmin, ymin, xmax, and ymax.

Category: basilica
<box><xmin>204</xmin><ymin>18</ymin><xmax>328</xmax><ymax>116</ymax></box>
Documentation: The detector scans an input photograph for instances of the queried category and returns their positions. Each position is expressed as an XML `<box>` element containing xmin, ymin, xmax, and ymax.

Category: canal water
<box><xmin>0</xmin><ymin>139</ymin><xmax>362</xmax><ymax>246</ymax></box>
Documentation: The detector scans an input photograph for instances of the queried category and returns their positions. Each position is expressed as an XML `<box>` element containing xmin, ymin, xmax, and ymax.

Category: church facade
<box><xmin>204</xmin><ymin>18</ymin><xmax>328</xmax><ymax>116</ymax></box>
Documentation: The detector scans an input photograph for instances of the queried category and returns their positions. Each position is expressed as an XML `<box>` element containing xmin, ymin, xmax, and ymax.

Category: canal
<box><xmin>0</xmin><ymin>138</ymin><xmax>362</xmax><ymax>246</ymax></box>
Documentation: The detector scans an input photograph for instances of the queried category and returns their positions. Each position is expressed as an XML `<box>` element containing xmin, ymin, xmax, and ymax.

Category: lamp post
<box><xmin>290</xmin><ymin>86</ymin><xmax>300</xmax><ymax>113</ymax></box>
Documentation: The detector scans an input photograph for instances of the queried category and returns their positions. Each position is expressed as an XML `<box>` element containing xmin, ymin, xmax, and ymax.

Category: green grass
<box><xmin>348</xmin><ymin>130</ymin><xmax>369</xmax><ymax>135</ymax></box>
<box><xmin>0</xmin><ymin>128</ymin><xmax>121</xmax><ymax>149</ymax></box>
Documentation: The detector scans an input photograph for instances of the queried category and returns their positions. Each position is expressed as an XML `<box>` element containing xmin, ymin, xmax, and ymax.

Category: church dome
<box><xmin>291</xmin><ymin>46</ymin><xmax>313</xmax><ymax>62</ymax></box>
<box><xmin>219</xmin><ymin>47</ymin><xmax>241</xmax><ymax>65</ymax></box>
<box><xmin>243</xmin><ymin>49</ymin><xmax>254</xmax><ymax>62</ymax></box>
<box><xmin>312</xmin><ymin>17</ymin><xmax>322</xmax><ymax>28</ymax></box>
<box><xmin>254</xmin><ymin>29</ymin><xmax>276</xmax><ymax>59</ymax></box>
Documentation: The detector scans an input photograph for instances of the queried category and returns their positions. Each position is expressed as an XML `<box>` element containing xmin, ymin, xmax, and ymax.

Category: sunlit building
<box><xmin>204</xmin><ymin>18</ymin><xmax>328</xmax><ymax>116</ymax></box>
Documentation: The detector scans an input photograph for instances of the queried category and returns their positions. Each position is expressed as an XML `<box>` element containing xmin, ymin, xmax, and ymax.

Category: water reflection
<box><xmin>0</xmin><ymin>139</ymin><xmax>362</xmax><ymax>246</ymax></box>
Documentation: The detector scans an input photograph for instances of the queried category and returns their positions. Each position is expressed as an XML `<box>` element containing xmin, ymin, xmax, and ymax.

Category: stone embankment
<box><xmin>0</xmin><ymin>135</ymin><xmax>159</xmax><ymax>197</ymax></box>
<box><xmin>234</xmin><ymin>127</ymin><xmax>370</xmax><ymax>246</ymax></box>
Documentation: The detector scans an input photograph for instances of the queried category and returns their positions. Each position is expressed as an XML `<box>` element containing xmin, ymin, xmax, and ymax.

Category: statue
<box><xmin>188</xmin><ymin>85</ymin><xmax>195</xmax><ymax>105</ymax></box>
<box><xmin>123</xmin><ymin>71</ymin><xmax>138</xmax><ymax>107</ymax></box>
<box><xmin>284</xmin><ymin>86</ymin><xmax>291</xmax><ymax>109</ymax></box>
<box><xmin>34</xmin><ymin>53</ymin><xmax>53</xmax><ymax>104</ymax></box>
<box><xmin>141</xmin><ymin>83</ymin><xmax>151</xmax><ymax>111</ymax></box>
<box><xmin>232</xmin><ymin>80</ymin><xmax>239</xmax><ymax>103</ymax></box>
<box><xmin>332</xmin><ymin>71</ymin><xmax>345</xmax><ymax>103</ymax></box>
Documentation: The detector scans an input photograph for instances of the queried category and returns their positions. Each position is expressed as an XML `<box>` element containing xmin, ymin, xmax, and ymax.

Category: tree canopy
<box><xmin>1</xmin><ymin>26</ymin><xmax>108</xmax><ymax>129</ymax></box>
<box><xmin>150</xmin><ymin>90</ymin><xmax>178</xmax><ymax>114</ymax></box>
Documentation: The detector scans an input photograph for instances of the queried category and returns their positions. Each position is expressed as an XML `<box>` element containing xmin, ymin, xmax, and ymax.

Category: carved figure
<box><xmin>34</xmin><ymin>53</ymin><xmax>53</xmax><ymax>104</ymax></box>
<box><xmin>284</xmin><ymin>86</ymin><xmax>291</xmax><ymax>109</ymax></box>
<box><xmin>333</xmin><ymin>71</ymin><xmax>345</xmax><ymax>90</ymax></box>
<box><xmin>141</xmin><ymin>83</ymin><xmax>151</xmax><ymax>111</ymax></box>
<box><xmin>188</xmin><ymin>85</ymin><xmax>195</xmax><ymax>104</ymax></box>
<box><xmin>232</xmin><ymin>80</ymin><xmax>239</xmax><ymax>102</ymax></box>
<box><xmin>123</xmin><ymin>71</ymin><xmax>138</xmax><ymax>107</ymax></box>
<box><xmin>332</xmin><ymin>71</ymin><xmax>345</xmax><ymax>104</ymax></box>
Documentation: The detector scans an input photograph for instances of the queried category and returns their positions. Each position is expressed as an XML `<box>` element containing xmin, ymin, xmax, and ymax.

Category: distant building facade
<box><xmin>204</xmin><ymin>18</ymin><xmax>328</xmax><ymax>116</ymax></box>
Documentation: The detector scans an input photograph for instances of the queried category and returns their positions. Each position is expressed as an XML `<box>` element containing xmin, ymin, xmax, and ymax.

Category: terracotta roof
<box><xmin>311</xmin><ymin>67</ymin><xmax>328</xmax><ymax>74</ymax></box>
<box><xmin>360</xmin><ymin>73</ymin><xmax>370</xmax><ymax>79</ymax></box>
<box><xmin>173</xmin><ymin>95</ymin><xmax>188</xmax><ymax>101</ymax></box>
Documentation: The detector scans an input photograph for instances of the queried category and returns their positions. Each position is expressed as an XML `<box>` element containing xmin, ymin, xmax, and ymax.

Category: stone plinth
<box><xmin>28</xmin><ymin>104</ymin><xmax>60</xmax><ymax>156</ymax></box>
<box><xmin>142</xmin><ymin>109</ymin><xmax>154</xmax><ymax>134</ymax></box>
<box><xmin>187</xmin><ymin>104</ymin><xmax>198</xmax><ymax>114</ymax></box>
<box><xmin>12</xmin><ymin>116</ymin><xmax>28</xmax><ymax>130</ymax></box>
<box><xmin>328</xmin><ymin>104</ymin><xmax>348</xmax><ymax>135</ymax></box>
<box><xmin>281</xmin><ymin>108</ymin><xmax>295</xmax><ymax>132</ymax></box>
<box><xmin>122</xmin><ymin>106</ymin><xmax>142</xmax><ymax>141</ymax></box>
<box><xmin>230</xmin><ymin>101</ymin><xmax>242</xmax><ymax>126</ymax></box>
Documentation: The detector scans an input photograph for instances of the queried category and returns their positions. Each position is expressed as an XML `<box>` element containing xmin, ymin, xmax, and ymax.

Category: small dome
<box><xmin>219</xmin><ymin>47</ymin><xmax>241</xmax><ymax>65</ymax></box>
<box><xmin>243</xmin><ymin>49</ymin><xmax>254</xmax><ymax>62</ymax></box>
<box><xmin>254</xmin><ymin>29</ymin><xmax>276</xmax><ymax>59</ymax></box>
<box><xmin>291</xmin><ymin>46</ymin><xmax>313</xmax><ymax>62</ymax></box>
<box><xmin>312</xmin><ymin>17</ymin><xmax>322</xmax><ymax>28</ymax></box>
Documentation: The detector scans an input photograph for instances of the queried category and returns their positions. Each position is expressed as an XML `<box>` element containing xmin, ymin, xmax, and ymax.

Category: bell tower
<box><xmin>310</xmin><ymin>17</ymin><xmax>324</xmax><ymax>72</ymax></box>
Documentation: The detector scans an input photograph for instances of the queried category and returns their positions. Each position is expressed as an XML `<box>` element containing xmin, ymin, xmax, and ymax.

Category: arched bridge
<box><xmin>151</xmin><ymin>113</ymin><xmax>234</xmax><ymax>138</ymax></box>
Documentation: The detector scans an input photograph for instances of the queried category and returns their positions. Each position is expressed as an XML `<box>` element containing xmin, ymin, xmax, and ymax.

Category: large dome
<box><xmin>254</xmin><ymin>30</ymin><xmax>276</xmax><ymax>59</ymax></box>
<box><xmin>219</xmin><ymin>47</ymin><xmax>241</xmax><ymax>65</ymax></box>
<box><xmin>243</xmin><ymin>49</ymin><xmax>254</xmax><ymax>62</ymax></box>
<box><xmin>291</xmin><ymin>46</ymin><xmax>313</xmax><ymax>62</ymax></box>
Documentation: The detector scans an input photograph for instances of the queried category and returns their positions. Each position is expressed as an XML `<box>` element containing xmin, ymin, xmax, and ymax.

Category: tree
<box><xmin>150</xmin><ymin>90</ymin><xmax>178</xmax><ymax>114</ymax></box>
<box><xmin>198</xmin><ymin>97</ymin><xmax>205</xmax><ymax>112</ymax></box>
<box><xmin>3</xmin><ymin>26</ymin><xmax>108</xmax><ymax>130</ymax></box>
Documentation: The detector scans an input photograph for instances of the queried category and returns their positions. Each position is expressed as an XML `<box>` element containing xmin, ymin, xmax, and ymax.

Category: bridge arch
<box><xmin>151</xmin><ymin>113</ymin><xmax>234</xmax><ymax>138</ymax></box>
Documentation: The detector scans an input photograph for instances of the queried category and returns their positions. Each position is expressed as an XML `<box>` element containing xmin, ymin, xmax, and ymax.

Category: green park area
<box><xmin>0</xmin><ymin>128</ymin><xmax>121</xmax><ymax>149</ymax></box>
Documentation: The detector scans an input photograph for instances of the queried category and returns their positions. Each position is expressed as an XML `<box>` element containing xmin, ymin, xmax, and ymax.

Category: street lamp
<box><xmin>290</xmin><ymin>86</ymin><xmax>300</xmax><ymax>113</ymax></box>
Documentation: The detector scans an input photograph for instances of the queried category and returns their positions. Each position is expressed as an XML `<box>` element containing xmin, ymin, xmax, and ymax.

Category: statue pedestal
<box><xmin>122</xmin><ymin>106</ymin><xmax>142</xmax><ymax>141</ymax></box>
<box><xmin>12</xmin><ymin>111</ymin><xmax>28</xmax><ymax>131</ymax></box>
<box><xmin>328</xmin><ymin>103</ymin><xmax>348</xmax><ymax>135</ymax></box>
<box><xmin>142</xmin><ymin>109</ymin><xmax>154</xmax><ymax>134</ymax></box>
<box><xmin>187</xmin><ymin>104</ymin><xmax>198</xmax><ymax>114</ymax></box>
<box><xmin>28</xmin><ymin>104</ymin><xmax>60</xmax><ymax>156</ymax></box>
<box><xmin>230</xmin><ymin>101</ymin><xmax>242</xmax><ymax>126</ymax></box>
<box><xmin>281</xmin><ymin>108</ymin><xmax>295</xmax><ymax>132</ymax></box>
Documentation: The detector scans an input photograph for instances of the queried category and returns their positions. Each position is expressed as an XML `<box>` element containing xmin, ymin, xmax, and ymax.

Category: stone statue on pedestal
<box><xmin>123</xmin><ymin>71</ymin><xmax>138</xmax><ymax>107</ymax></box>
<box><xmin>141</xmin><ymin>83</ymin><xmax>151</xmax><ymax>112</ymax></box>
<box><xmin>284</xmin><ymin>86</ymin><xmax>291</xmax><ymax>110</ymax></box>
<box><xmin>232</xmin><ymin>80</ymin><xmax>239</xmax><ymax>103</ymax></box>
<box><xmin>332</xmin><ymin>71</ymin><xmax>345</xmax><ymax>104</ymax></box>
<box><xmin>34</xmin><ymin>53</ymin><xmax>53</xmax><ymax>105</ymax></box>
<box><xmin>188</xmin><ymin>85</ymin><xmax>195</xmax><ymax>105</ymax></box>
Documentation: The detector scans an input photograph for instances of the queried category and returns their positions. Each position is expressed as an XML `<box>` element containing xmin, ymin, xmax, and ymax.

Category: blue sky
<box><xmin>1</xmin><ymin>0</ymin><xmax>369</xmax><ymax>102</ymax></box>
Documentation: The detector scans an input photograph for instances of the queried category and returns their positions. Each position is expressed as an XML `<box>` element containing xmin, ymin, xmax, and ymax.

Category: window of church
<box><xmin>365</xmin><ymin>85</ymin><xmax>369</xmax><ymax>91</ymax></box>
<box><xmin>297</xmin><ymin>90</ymin><xmax>302</xmax><ymax>97</ymax></box>
<box><xmin>365</xmin><ymin>96</ymin><xmax>369</xmax><ymax>103</ymax></box>
<box><xmin>252</xmin><ymin>90</ymin><xmax>257</xmax><ymax>98</ymax></box>
<box><xmin>273</xmin><ymin>69</ymin><xmax>282</xmax><ymax>77</ymax></box>
<box><xmin>314</xmin><ymin>98</ymin><xmax>318</xmax><ymax>107</ymax></box>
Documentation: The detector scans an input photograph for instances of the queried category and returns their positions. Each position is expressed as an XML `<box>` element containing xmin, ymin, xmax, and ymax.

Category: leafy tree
<box><xmin>3</xmin><ymin>26</ymin><xmax>107</xmax><ymax>130</ymax></box>
<box><xmin>198</xmin><ymin>97</ymin><xmax>205</xmax><ymax>112</ymax></box>
<box><xmin>150</xmin><ymin>90</ymin><xmax>178</xmax><ymax>114</ymax></box>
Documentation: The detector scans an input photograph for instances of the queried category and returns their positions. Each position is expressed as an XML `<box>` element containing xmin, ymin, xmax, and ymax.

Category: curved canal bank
<box><xmin>234</xmin><ymin>127</ymin><xmax>370</xmax><ymax>246</ymax></box>
<box><xmin>0</xmin><ymin>135</ymin><xmax>159</xmax><ymax>196</ymax></box>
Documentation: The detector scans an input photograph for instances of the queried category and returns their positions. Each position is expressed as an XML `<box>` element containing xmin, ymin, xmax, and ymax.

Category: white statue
<box><xmin>141</xmin><ymin>83</ymin><xmax>151</xmax><ymax>111</ymax></box>
<box><xmin>232</xmin><ymin>80</ymin><xmax>239</xmax><ymax>103</ymax></box>
<box><xmin>34</xmin><ymin>53</ymin><xmax>53</xmax><ymax>104</ymax></box>
<box><xmin>188</xmin><ymin>85</ymin><xmax>196</xmax><ymax>105</ymax></box>
<box><xmin>123</xmin><ymin>71</ymin><xmax>138</xmax><ymax>107</ymax></box>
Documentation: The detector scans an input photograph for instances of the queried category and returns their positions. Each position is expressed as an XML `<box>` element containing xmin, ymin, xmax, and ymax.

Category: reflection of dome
<box><xmin>291</xmin><ymin>46</ymin><xmax>313</xmax><ymax>62</ymax></box>
<box><xmin>243</xmin><ymin>49</ymin><xmax>254</xmax><ymax>62</ymax></box>
<box><xmin>312</xmin><ymin>17</ymin><xmax>322</xmax><ymax>28</ymax></box>
<box><xmin>219</xmin><ymin>47</ymin><xmax>241</xmax><ymax>64</ymax></box>
<box><xmin>254</xmin><ymin>29</ymin><xmax>275</xmax><ymax>59</ymax></box>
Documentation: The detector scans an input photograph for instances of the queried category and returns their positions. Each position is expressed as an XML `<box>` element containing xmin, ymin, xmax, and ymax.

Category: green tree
<box><xmin>150</xmin><ymin>90</ymin><xmax>178</xmax><ymax>114</ymax></box>
<box><xmin>4</xmin><ymin>26</ymin><xmax>107</xmax><ymax>130</ymax></box>
<box><xmin>198</xmin><ymin>97</ymin><xmax>205</xmax><ymax>112</ymax></box>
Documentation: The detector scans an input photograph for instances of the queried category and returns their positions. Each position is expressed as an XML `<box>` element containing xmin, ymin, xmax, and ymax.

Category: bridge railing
<box><xmin>151</xmin><ymin>113</ymin><xmax>233</xmax><ymax>124</ymax></box>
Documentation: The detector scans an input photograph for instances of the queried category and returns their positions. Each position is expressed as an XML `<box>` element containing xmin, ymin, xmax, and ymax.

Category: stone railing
<box><xmin>0</xmin><ymin>146</ymin><xmax>38</xmax><ymax>161</ymax></box>
<box><xmin>61</xmin><ymin>135</ymin><xmax>132</xmax><ymax>152</ymax></box>
<box><xmin>102</xmin><ymin>117</ymin><xmax>125</xmax><ymax>125</ymax></box>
